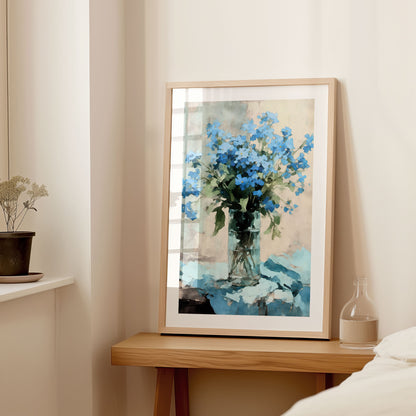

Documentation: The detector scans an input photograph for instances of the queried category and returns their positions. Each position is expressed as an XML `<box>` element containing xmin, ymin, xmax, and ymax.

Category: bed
<box><xmin>282</xmin><ymin>327</ymin><xmax>416</xmax><ymax>416</ymax></box>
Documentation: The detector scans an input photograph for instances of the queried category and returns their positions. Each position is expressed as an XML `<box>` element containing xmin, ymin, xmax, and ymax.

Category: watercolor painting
<box><xmin>177</xmin><ymin>98</ymin><xmax>314</xmax><ymax>317</ymax></box>
<box><xmin>160</xmin><ymin>80</ymin><xmax>336</xmax><ymax>338</ymax></box>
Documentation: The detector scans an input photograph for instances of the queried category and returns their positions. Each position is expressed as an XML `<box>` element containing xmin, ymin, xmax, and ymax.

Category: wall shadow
<box><xmin>331</xmin><ymin>81</ymin><xmax>370</xmax><ymax>337</ymax></box>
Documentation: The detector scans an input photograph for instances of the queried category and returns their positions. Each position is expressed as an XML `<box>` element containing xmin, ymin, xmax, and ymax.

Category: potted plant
<box><xmin>0</xmin><ymin>176</ymin><xmax>48</xmax><ymax>276</ymax></box>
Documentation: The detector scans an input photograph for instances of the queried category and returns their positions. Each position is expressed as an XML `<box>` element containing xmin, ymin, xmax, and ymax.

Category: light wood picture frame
<box><xmin>159</xmin><ymin>79</ymin><xmax>337</xmax><ymax>338</ymax></box>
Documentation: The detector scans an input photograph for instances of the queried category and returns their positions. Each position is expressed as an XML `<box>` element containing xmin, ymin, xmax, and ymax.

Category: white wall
<box><xmin>124</xmin><ymin>0</ymin><xmax>416</xmax><ymax>414</ymax></box>
<box><xmin>0</xmin><ymin>291</ymin><xmax>58</xmax><ymax>416</ymax></box>
<box><xmin>0</xmin><ymin>0</ymin><xmax>7</xmax><ymax>178</ymax></box>
<box><xmin>3</xmin><ymin>0</ymin><xmax>129</xmax><ymax>414</ymax></box>
<box><xmin>4</xmin><ymin>1</ymin><xmax>92</xmax><ymax>415</ymax></box>
<box><xmin>1</xmin><ymin>1</ymin><xmax>126</xmax><ymax>415</ymax></box>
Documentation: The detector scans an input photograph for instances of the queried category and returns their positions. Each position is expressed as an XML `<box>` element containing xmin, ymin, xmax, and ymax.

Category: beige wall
<box><xmin>90</xmin><ymin>0</ymin><xmax>126</xmax><ymax>414</ymax></box>
<box><xmin>123</xmin><ymin>1</ymin><xmax>159</xmax><ymax>413</ymax></box>
<box><xmin>124</xmin><ymin>0</ymin><xmax>416</xmax><ymax>414</ymax></box>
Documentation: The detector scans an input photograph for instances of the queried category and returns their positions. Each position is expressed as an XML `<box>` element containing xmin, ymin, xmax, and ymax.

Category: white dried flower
<box><xmin>0</xmin><ymin>176</ymin><xmax>48</xmax><ymax>232</ymax></box>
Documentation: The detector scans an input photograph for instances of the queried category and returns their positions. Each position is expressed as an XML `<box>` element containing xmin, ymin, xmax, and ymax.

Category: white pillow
<box><xmin>281</xmin><ymin>365</ymin><xmax>416</xmax><ymax>416</ymax></box>
<box><xmin>282</xmin><ymin>327</ymin><xmax>416</xmax><ymax>416</ymax></box>
<box><xmin>374</xmin><ymin>326</ymin><xmax>416</xmax><ymax>362</ymax></box>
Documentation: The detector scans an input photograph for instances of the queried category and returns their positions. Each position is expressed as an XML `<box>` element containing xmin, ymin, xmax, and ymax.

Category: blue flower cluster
<box><xmin>263</xmin><ymin>197</ymin><xmax>279</xmax><ymax>213</ymax></box>
<box><xmin>235</xmin><ymin>173</ymin><xmax>264</xmax><ymax>191</ymax></box>
<box><xmin>181</xmin><ymin>111</ymin><xmax>314</xmax><ymax>238</ymax></box>
<box><xmin>182</xmin><ymin>171</ymin><xmax>201</xmax><ymax>198</ymax></box>
<box><xmin>185</xmin><ymin>152</ymin><xmax>202</xmax><ymax>167</ymax></box>
<box><xmin>182</xmin><ymin>201</ymin><xmax>197</xmax><ymax>221</ymax></box>
<box><xmin>283</xmin><ymin>200</ymin><xmax>298</xmax><ymax>214</ymax></box>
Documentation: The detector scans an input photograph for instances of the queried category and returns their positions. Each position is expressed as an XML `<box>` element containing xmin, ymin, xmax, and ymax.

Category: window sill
<box><xmin>0</xmin><ymin>276</ymin><xmax>74</xmax><ymax>303</ymax></box>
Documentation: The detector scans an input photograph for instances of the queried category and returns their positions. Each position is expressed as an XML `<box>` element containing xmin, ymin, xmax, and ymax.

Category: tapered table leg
<box><xmin>174</xmin><ymin>368</ymin><xmax>190</xmax><ymax>416</ymax></box>
<box><xmin>316</xmin><ymin>373</ymin><xmax>332</xmax><ymax>393</ymax></box>
<box><xmin>154</xmin><ymin>368</ymin><xmax>174</xmax><ymax>416</ymax></box>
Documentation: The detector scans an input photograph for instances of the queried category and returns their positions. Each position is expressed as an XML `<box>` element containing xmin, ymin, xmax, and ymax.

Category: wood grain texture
<box><xmin>112</xmin><ymin>333</ymin><xmax>374</xmax><ymax>374</ymax></box>
<box><xmin>154</xmin><ymin>368</ymin><xmax>174</xmax><ymax>416</ymax></box>
<box><xmin>158</xmin><ymin>86</ymin><xmax>173</xmax><ymax>333</ymax></box>
<box><xmin>322</xmin><ymin>78</ymin><xmax>337</xmax><ymax>339</ymax></box>
<box><xmin>165</xmin><ymin>78</ymin><xmax>337</xmax><ymax>89</ymax></box>
<box><xmin>159</xmin><ymin>325</ymin><xmax>329</xmax><ymax>339</ymax></box>
<box><xmin>315</xmin><ymin>373</ymin><xmax>326</xmax><ymax>393</ymax></box>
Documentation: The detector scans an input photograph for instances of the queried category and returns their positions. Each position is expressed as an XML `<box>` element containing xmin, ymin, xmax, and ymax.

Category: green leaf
<box><xmin>264</xmin><ymin>222</ymin><xmax>273</xmax><ymax>235</ymax></box>
<box><xmin>227</xmin><ymin>179</ymin><xmax>236</xmax><ymax>192</ymax></box>
<box><xmin>229</xmin><ymin>191</ymin><xmax>236</xmax><ymax>202</ymax></box>
<box><xmin>203</xmin><ymin>185</ymin><xmax>220</xmax><ymax>198</ymax></box>
<box><xmin>239</xmin><ymin>198</ymin><xmax>249</xmax><ymax>212</ymax></box>
<box><xmin>219</xmin><ymin>173</ymin><xmax>227</xmax><ymax>182</ymax></box>
<box><xmin>205</xmin><ymin>202</ymin><xmax>218</xmax><ymax>215</ymax></box>
<box><xmin>271</xmin><ymin>194</ymin><xmax>281</xmax><ymax>205</ymax></box>
<box><xmin>272</xmin><ymin>226</ymin><xmax>281</xmax><ymax>239</ymax></box>
<box><xmin>224</xmin><ymin>173</ymin><xmax>234</xmax><ymax>183</ymax></box>
<box><xmin>213</xmin><ymin>207</ymin><xmax>225</xmax><ymax>236</ymax></box>
<box><xmin>273</xmin><ymin>175</ymin><xmax>285</xmax><ymax>185</ymax></box>
<box><xmin>265</xmin><ymin>215</ymin><xmax>282</xmax><ymax>239</ymax></box>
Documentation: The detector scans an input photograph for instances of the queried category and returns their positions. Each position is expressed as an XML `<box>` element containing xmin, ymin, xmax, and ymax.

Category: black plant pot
<box><xmin>0</xmin><ymin>232</ymin><xmax>35</xmax><ymax>276</ymax></box>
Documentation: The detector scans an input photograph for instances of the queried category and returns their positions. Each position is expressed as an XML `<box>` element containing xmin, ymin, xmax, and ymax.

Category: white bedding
<box><xmin>282</xmin><ymin>327</ymin><xmax>416</xmax><ymax>416</ymax></box>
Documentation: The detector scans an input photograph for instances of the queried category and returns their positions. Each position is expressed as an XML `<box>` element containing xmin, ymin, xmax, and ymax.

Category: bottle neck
<box><xmin>354</xmin><ymin>279</ymin><xmax>368</xmax><ymax>297</ymax></box>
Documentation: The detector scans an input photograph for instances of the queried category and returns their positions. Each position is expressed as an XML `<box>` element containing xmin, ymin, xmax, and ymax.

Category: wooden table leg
<box><xmin>316</xmin><ymin>373</ymin><xmax>332</xmax><ymax>393</ymax></box>
<box><xmin>325</xmin><ymin>373</ymin><xmax>333</xmax><ymax>390</ymax></box>
<box><xmin>174</xmin><ymin>368</ymin><xmax>190</xmax><ymax>416</ymax></box>
<box><xmin>154</xmin><ymin>368</ymin><xmax>174</xmax><ymax>416</ymax></box>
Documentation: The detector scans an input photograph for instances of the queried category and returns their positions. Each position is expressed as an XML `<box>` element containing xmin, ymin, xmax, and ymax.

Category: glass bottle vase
<box><xmin>340</xmin><ymin>277</ymin><xmax>378</xmax><ymax>349</ymax></box>
<box><xmin>228</xmin><ymin>209</ymin><xmax>260</xmax><ymax>287</ymax></box>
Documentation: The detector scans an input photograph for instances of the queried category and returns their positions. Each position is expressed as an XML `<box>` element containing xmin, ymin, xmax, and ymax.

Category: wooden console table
<box><xmin>111</xmin><ymin>333</ymin><xmax>374</xmax><ymax>416</ymax></box>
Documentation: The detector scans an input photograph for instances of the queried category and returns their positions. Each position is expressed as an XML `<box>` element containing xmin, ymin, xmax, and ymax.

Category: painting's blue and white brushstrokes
<box><xmin>180</xmin><ymin>248</ymin><xmax>310</xmax><ymax>316</ymax></box>
<box><xmin>176</xmin><ymin>100</ymin><xmax>314</xmax><ymax>317</ymax></box>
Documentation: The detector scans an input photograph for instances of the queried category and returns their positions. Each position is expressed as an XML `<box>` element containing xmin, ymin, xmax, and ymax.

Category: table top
<box><xmin>111</xmin><ymin>333</ymin><xmax>375</xmax><ymax>374</ymax></box>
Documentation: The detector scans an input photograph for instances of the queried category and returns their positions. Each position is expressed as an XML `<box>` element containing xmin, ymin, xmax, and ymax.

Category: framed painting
<box><xmin>159</xmin><ymin>79</ymin><xmax>336</xmax><ymax>338</ymax></box>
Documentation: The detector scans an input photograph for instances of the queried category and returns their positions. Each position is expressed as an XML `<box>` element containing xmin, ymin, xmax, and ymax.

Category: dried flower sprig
<box><xmin>0</xmin><ymin>176</ymin><xmax>48</xmax><ymax>232</ymax></box>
